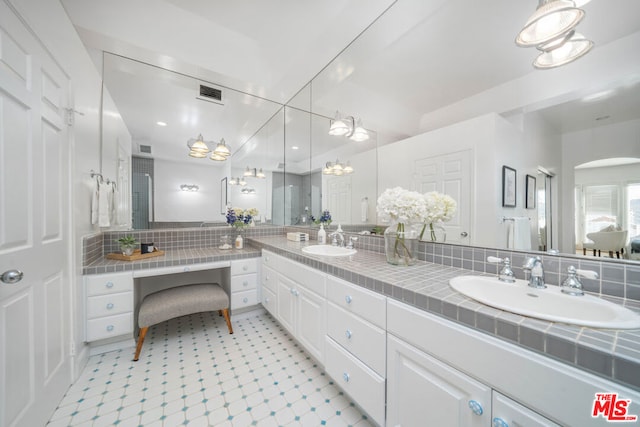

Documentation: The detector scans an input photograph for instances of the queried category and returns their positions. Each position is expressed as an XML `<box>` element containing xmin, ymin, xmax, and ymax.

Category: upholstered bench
<box><xmin>133</xmin><ymin>283</ymin><xmax>233</xmax><ymax>361</ymax></box>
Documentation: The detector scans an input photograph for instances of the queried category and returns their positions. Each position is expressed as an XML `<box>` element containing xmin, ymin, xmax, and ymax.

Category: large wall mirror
<box><xmin>101</xmin><ymin>0</ymin><xmax>640</xmax><ymax>265</ymax></box>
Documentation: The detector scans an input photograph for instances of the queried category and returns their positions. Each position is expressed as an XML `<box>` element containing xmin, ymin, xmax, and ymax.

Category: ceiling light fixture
<box><xmin>323</xmin><ymin>159</ymin><xmax>354</xmax><ymax>176</ymax></box>
<box><xmin>516</xmin><ymin>0</ymin><xmax>584</xmax><ymax>48</ymax></box>
<box><xmin>516</xmin><ymin>0</ymin><xmax>594</xmax><ymax>69</ymax></box>
<box><xmin>187</xmin><ymin>134</ymin><xmax>232</xmax><ymax>161</ymax></box>
<box><xmin>240</xmin><ymin>187</ymin><xmax>256</xmax><ymax>194</ymax></box>
<box><xmin>328</xmin><ymin>111</ymin><xmax>370</xmax><ymax>141</ymax></box>
<box><xmin>156</xmin><ymin>121</ymin><xmax>167</xmax><ymax>127</ymax></box>
<box><xmin>180</xmin><ymin>184</ymin><xmax>199</xmax><ymax>192</ymax></box>
<box><xmin>242</xmin><ymin>167</ymin><xmax>266</xmax><ymax>179</ymax></box>
<box><xmin>533</xmin><ymin>31</ymin><xmax>593</xmax><ymax>69</ymax></box>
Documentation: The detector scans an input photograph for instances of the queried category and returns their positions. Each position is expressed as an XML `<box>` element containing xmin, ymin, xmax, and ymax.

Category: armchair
<box><xmin>583</xmin><ymin>230</ymin><xmax>628</xmax><ymax>259</ymax></box>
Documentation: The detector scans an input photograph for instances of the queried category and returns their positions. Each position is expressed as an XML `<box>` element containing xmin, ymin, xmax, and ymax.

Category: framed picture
<box><xmin>525</xmin><ymin>174</ymin><xmax>536</xmax><ymax>209</ymax></box>
<box><xmin>220</xmin><ymin>177</ymin><xmax>228</xmax><ymax>214</ymax></box>
<box><xmin>502</xmin><ymin>166</ymin><xmax>516</xmax><ymax>207</ymax></box>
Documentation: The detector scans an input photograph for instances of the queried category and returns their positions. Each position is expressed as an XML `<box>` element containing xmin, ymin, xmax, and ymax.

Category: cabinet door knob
<box><xmin>468</xmin><ymin>400</ymin><xmax>483</xmax><ymax>416</ymax></box>
<box><xmin>1</xmin><ymin>269</ymin><xmax>23</xmax><ymax>284</ymax></box>
<box><xmin>243</xmin><ymin>281</ymin><xmax>249</xmax><ymax>287</ymax></box>
<box><xmin>343</xmin><ymin>373</ymin><xmax>350</xmax><ymax>382</ymax></box>
<box><xmin>492</xmin><ymin>418</ymin><xmax>509</xmax><ymax>427</ymax></box>
<box><xmin>345</xmin><ymin>329</ymin><xmax>352</xmax><ymax>339</ymax></box>
<box><xmin>345</xmin><ymin>295</ymin><xmax>353</xmax><ymax>304</ymax></box>
<box><xmin>183</xmin><ymin>267</ymin><xmax>191</xmax><ymax>272</ymax></box>
<box><xmin>243</xmin><ymin>297</ymin><xmax>249</xmax><ymax>303</ymax></box>
<box><xmin>106</xmin><ymin>325</ymin><xmax>114</xmax><ymax>332</ymax></box>
<box><xmin>243</xmin><ymin>265</ymin><xmax>248</xmax><ymax>271</ymax></box>
<box><xmin>106</xmin><ymin>303</ymin><xmax>114</xmax><ymax>310</ymax></box>
<box><xmin>293</xmin><ymin>289</ymin><xmax>299</xmax><ymax>297</ymax></box>
<box><xmin>105</xmin><ymin>281</ymin><xmax>114</xmax><ymax>288</ymax></box>
<box><xmin>265</xmin><ymin>297</ymin><xmax>270</xmax><ymax>303</ymax></box>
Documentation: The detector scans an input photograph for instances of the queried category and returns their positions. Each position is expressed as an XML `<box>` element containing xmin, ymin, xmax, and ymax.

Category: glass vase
<box><xmin>384</xmin><ymin>222</ymin><xmax>418</xmax><ymax>266</ymax></box>
<box><xmin>421</xmin><ymin>222</ymin><xmax>447</xmax><ymax>242</ymax></box>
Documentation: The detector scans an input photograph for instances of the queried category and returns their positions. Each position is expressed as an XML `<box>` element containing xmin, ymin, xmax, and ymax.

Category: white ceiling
<box><xmin>62</xmin><ymin>0</ymin><xmax>640</xmax><ymax>166</ymax></box>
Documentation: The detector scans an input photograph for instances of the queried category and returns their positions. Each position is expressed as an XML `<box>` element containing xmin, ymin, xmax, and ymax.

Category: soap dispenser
<box><xmin>317</xmin><ymin>224</ymin><xmax>326</xmax><ymax>244</ymax></box>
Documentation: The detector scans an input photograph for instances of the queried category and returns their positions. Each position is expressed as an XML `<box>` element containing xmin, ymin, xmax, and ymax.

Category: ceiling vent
<box><xmin>197</xmin><ymin>83</ymin><xmax>224</xmax><ymax>105</ymax></box>
<box><xmin>136</xmin><ymin>144</ymin><xmax>152</xmax><ymax>157</ymax></box>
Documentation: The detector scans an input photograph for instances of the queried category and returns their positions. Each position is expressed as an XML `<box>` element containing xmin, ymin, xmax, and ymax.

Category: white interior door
<box><xmin>326</xmin><ymin>176</ymin><xmax>351</xmax><ymax>225</ymax></box>
<box><xmin>415</xmin><ymin>150</ymin><xmax>471</xmax><ymax>244</ymax></box>
<box><xmin>0</xmin><ymin>2</ymin><xmax>71</xmax><ymax>426</ymax></box>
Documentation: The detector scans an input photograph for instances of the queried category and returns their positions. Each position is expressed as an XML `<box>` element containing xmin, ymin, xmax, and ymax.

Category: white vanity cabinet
<box><xmin>324</xmin><ymin>276</ymin><xmax>386</xmax><ymax>426</ymax></box>
<box><xmin>230</xmin><ymin>258</ymin><xmax>258</xmax><ymax>311</ymax></box>
<box><xmin>492</xmin><ymin>391</ymin><xmax>561</xmax><ymax>427</ymax></box>
<box><xmin>262</xmin><ymin>250</ymin><xmax>327</xmax><ymax>364</ymax></box>
<box><xmin>84</xmin><ymin>272</ymin><xmax>134</xmax><ymax>342</ymax></box>
<box><xmin>260</xmin><ymin>258</ymin><xmax>278</xmax><ymax>317</ymax></box>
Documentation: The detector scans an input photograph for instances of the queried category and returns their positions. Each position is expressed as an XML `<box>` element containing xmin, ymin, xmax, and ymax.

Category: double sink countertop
<box><xmin>84</xmin><ymin>235</ymin><xmax>640</xmax><ymax>391</ymax></box>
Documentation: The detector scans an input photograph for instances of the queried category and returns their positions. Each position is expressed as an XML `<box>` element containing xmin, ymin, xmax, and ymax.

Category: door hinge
<box><xmin>69</xmin><ymin>342</ymin><xmax>76</xmax><ymax>356</ymax></box>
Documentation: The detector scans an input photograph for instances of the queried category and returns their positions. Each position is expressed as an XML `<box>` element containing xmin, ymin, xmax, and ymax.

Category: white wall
<box><xmin>154</xmin><ymin>159</ymin><xmax>227</xmax><ymax>222</ymax></box>
<box><xmin>560</xmin><ymin>118</ymin><xmax>640</xmax><ymax>253</ymax></box>
<box><xmin>228</xmin><ymin>167</ymin><xmax>272</xmax><ymax>222</ymax></box>
<box><xmin>9</xmin><ymin>0</ymin><xmax>108</xmax><ymax>378</ymax></box>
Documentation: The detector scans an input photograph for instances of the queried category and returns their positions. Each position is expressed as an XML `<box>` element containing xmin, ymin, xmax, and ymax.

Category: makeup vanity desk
<box><xmin>82</xmin><ymin>247</ymin><xmax>262</xmax><ymax>353</ymax></box>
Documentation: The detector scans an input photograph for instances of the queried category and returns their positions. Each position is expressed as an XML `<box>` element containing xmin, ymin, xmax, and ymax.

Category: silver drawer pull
<box><xmin>264</xmin><ymin>297</ymin><xmax>270</xmax><ymax>303</ymax></box>
<box><xmin>345</xmin><ymin>329</ymin><xmax>352</xmax><ymax>339</ymax></box>
<box><xmin>243</xmin><ymin>265</ymin><xmax>248</xmax><ymax>271</ymax></box>
<box><xmin>343</xmin><ymin>373</ymin><xmax>350</xmax><ymax>382</ymax></box>
<box><xmin>106</xmin><ymin>303</ymin><xmax>114</xmax><ymax>310</ymax></box>
<box><xmin>243</xmin><ymin>297</ymin><xmax>249</xmax><ymax>303</ymax></box>
<box><xmin>106</xmin><ymin>325</ymin><xmax>114</xmax><ymax>332</ymax></box>
<box><xmin>345</xmin><ymin>295</ymin><xmax>353</xmax><ymax>304</ymax></box>
<box><xmin>105</xmin><ymin>281</ymin><xmax>114</xmax><ymax>288</ymax></box>
<box><xmin>243</xmin><ymin>281</ymin><xmax>249</xmax><ymax>287</ymax></box>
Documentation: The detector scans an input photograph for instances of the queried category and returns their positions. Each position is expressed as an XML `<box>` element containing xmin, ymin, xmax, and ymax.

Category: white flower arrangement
<box><xmin>420</xmin><ymin>191</ymin><xmax>457</xmax><ymax>240</ymax></box>
<box><xmin>376</xmin><ymin>187</ymin><xmax>428</xmax><ymax>224</ymax></box>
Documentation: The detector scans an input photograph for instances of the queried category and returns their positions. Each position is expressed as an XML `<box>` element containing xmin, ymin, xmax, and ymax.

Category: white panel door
<box><xmin>327</xmin><ymin>176</ymin><xmax>351</xmax><ymax>225</ymax></box>
<box><xmin>0</xmin><ymin>2</ymin><xmax>71</xmax><ymax>426</ymax></box>
<box><xmin>415</xmin><ymin>150</ymin><xmax>472</xmax><ymax>244</ymax></box>
<box><xmin>387</xmin><ymin>334</ymin><xmax>491</xmax><ymax>427</ymax></box>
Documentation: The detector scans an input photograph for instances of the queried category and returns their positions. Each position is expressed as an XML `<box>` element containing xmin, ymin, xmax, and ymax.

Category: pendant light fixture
<box><xmin>187</xmin><ymin>134</ymin><xmax>211</xmax><ymax>156</ymax></box>
<box><xmin>516</xmin><ymin>0</ymin><xmax>594</xmax><ymax>69</ymax></box>
<box><xmin>328</xmin><ymin>111</ymin><xmax>370</xmax><ymax>141</ymax></box>
<box><xmin>323</xmin><ymin>159</ymin><xmax>354</xmax><ymax>176</ymax></box>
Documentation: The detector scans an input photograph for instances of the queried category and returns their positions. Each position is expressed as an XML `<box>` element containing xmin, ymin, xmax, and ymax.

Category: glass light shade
<box><xmin>256</xmin><ymin>168</ymin><xmax>266</xmax><ymax>179</ymax></box>
<box><xmin>210</xmin><ymin>152</ymin><xmax>227</xmax><ymax>161</ymax></box>
<box><xmin>350</xmin><ymin>119</ymin><xmax>370</xmax><ymax>141</ymax></box>
<box><xmin>322</xmin><ymin>165</ymin><xmax>333</xmax><ymax>175</ymax></box>
<box><xmin>188</xmin><ymin>134</ymin><xmax>211</xmax><ymax>154</ymax></box>
<box><xmin>244</xmin><ymin>166</ymin><xmax>253</xmax><ymax>177</ymax></box>
<box><xmin>189</xmin><ymin>150</ymin><xmax>207</xmax><ymax>158</ymax></box>
<box><xmin>239</xmin><ymin>178</ymin><xmax>247</xmax><ymax>186</ymax></box>
<box><xmin>333</xmin><ymin>160</ymin><xmax>343</xmax><ymax>171</ymax></box>
<box><xmin>343</xmin><ymin>162</ymin><xmax>354</xmax><ymax>174</ymax></box>
<box><xmin>516</xmin><ymin>0</ymin><xmax>584</xmax><ymax>47</ymax></box>
<box><xmin>534</xmin><ymin>33</ymin><xmax>593</xmax><ymax>69</ymax></box>
<box><xmin>329</xmin><ymin>111</ymin><xmax>353</xmax><ymax>136</ymax></box>
<box><xmin>213</xmin><ymin>138</ymin><xmax>231</xmax><ymax>157</ymax></box>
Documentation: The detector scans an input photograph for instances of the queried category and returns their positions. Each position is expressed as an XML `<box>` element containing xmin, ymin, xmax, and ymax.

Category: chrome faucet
<box><xmin>561</xmin><ymin>266</ymin><xmax>599</xmax><ymax>296</ymax></box>
<box><xmin>329</xmin><ymin>230</ymin><xmax>345</xmax><ymax>247</ymax></box>
<box><xmin>346</xmin><ymin>236</ymin><xmax>358</xmax><ymax>250</ymax></box>
<box><xmin>487</xmin><ymin>256</ymin><xmax>515</xmax><ymax>283</ymax></box>
<box><xmin>523</xmin><ymin>256</ymin><xmax>546</xmax><ymax>289</ymax></box>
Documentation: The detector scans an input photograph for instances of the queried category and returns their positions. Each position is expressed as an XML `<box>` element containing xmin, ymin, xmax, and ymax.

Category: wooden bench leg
<box><xmin>583</xmin><ymin>248</ymin><xmax>586</xmax><ymax>256</ymax></box>
<box><xmin>221</xmin><ymin>308</ymin><xmax>233</xmax><ymax>334</ymax></box>
<box><xmin>133</xmin><ymin>326</ymin><xmax>148</xmax><ymax>361</ymax></box>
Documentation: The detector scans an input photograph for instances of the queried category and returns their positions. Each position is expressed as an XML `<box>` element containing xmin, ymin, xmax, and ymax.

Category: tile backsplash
<box><xmin>83</xmin><ymin>225</ymin><xmax>639</xmax><ymax>302</ymax></box>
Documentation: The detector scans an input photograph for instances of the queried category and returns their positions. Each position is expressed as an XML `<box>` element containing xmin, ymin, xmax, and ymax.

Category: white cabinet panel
<box><xmin>262</xmin><ymin>286</ymin><xmax>277</xmax><ymax>317</ymax></box>
<box><xmin>325</xmin><ymin>337</ymin><xmax>385</xmax><ymax>426</ymax></box>
<box><xmin>492</xmin><ymin>391</ymin><xmax>561</xmax><ymax>427</ymax></box>
<box><xmin>87</xmin><ymin>292</ymin><xmax>133</xmax><ymax>319</ymax></box>
<box><xmin>231</xmin><ymin>258</ymin><xmax>258</xmax><ymax>275</ymax></box>
<box><xmin>297</xmin><ymin>285</ymin><xmax>326</xmax><ymax>364</ymax></box>
<box><xmin>231</xmin><ymin>273</ymin><xmax>257</xmax><ymax>292</ymax></box>
<box><xmin>86</xmin><ymin>312</ymin><xmax>134</xmax><ymax>342</ymax></box>
<box><xmin>327</xmin><ymin>302</ymin><xmax>385</xmax><ymax>376</ymax></box>
<box><xmin>276</xmin><ymin>274</ymin><xmax>297</xmax><ymax>334</ymax></box>
<box><xmin>231</xmin><ymin>289</ymin><xmax>258</xmax><ymax>310</ymax></box>
<box><xmin>261</xmin><ymin>265</ymin><xmax>277</xmax><ymax>293</ymax></box>
<box><xmin>85</xmin><ymin>272</ymin><xmax>133</xmax><ymax>296</ymax></box>
<box><xmin>387</xmin><ymin>334</ymin><xmax>491</xmax><ymax>427</ymax></box>
<box><xmin>326</xmin><ymin>275</ymin><xmax>385</xmax><ymax>328</ymax></box>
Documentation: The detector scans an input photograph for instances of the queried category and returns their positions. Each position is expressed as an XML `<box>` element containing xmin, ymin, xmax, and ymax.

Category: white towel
<box><xmin>510</xmin><ymin>217</ymin><xmax>531</xmax><ymax>250</ymax></box>
<box><xmin>110</xmin><ymin>186</ymin><xmax>118</xmax><ymax>225</ymax></box>
<box><xmin>98</xmin><ymin>182</ymin><xmax>111</xmax><ymax>227</ymax></box>
<box><xmin>91</xmin><ymin>183</ymin><xmax>99</xmax><ymax>225</ymax></box>
<box><xmin>361</xmin><ymin>198</ymin><xmax>368</xmax><ymax>222</ymax></box>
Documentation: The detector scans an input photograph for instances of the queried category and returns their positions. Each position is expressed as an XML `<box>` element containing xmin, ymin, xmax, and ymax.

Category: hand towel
<box><xmin>98</xmin><ymin>182</ymin><xmax>111</xmax><ymax>227</ymax></box>
<box><xmin>511</xmin><ymin>217</ymin><xmax>531</xmax><ymax>250</ymax></box>
<box><xmin>361</xmin><ymin>198</ymin><xmax>368</xmax><ymax>222</ymax></box>
<box><xmin>91</xmin><ymin>183</ymin><xmax>99</xmax><ymax>225</ymax></box>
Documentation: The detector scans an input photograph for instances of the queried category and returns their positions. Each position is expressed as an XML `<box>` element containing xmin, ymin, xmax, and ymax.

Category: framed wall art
<box><xmin>525</xmin><ymin>174</ymin><xmax>536</xmax><ymax>209</ymax></box>
<box><xmin>502</xmin><ymin>166</ymin><xmax>516</xmax><ymax>208</ymax></box>
<box><xmin>220</xmin><ymin>177</ymin><xmax>228</xmax><ymax>214</ymax></box>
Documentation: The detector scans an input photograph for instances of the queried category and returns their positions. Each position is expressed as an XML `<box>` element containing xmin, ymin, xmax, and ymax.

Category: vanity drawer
<box><xmin>231</xmin><ymin>258</ymin><xmax>258</xmax><ymax>275</ymax></box>
<box><xmin>87</xmin><ymin>291</ymin><xmax>133</xmax><ymax>319</ymax></box>
<box><xmin>327</xmin><ymin>276</ymin><xmax>386</xmax><ymax>328</ymax></box>
<box><xmin>280</xmin><ymin>257</ymin><xmax>325</xmax><ymax>297</ymax></box>
<box><xmin>262</xmin><ymin>266</ymin><xmax>278</xmax><ymax>293</ymax></box>
<box><xmin>262</xmin><ymin>250</ymin><xmax>280</xmax><ymax>270</ymax></box>
<box><xmin>231</xmin><ymin>273</ymin><xmax>257</xmax><ymax>292</ymax></box>
<box><xmin>86</xmin><ymin>312</ymin><xmax>133</xmax><ymax>342</ymax></box>
<box><xmin>231</xmin><ymin>289</ymin><xmax>258</xmax><ymax>310</ymax></box>
<box><xmin>324</xmin><ymin>336</ymin><xmax>385</xmax><ymax>426</ymax></box>
<box><xmin>261</xmin><ymin>286</ymin><xmax>277</xmax><ymax>317</ymax></box>
<box><xmin>85</xmin><ymin>272</ymin><xmax>133</xmax><ymax>297</ymax></box>
<box><xmin>327</xmin><ymin>302</ymin><xmax>386</xmax><ymax>376</ymax></box>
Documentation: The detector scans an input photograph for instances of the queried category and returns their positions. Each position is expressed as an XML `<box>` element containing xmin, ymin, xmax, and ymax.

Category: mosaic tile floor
<box><xmin>47</xmin><ymin>311</ymin><xmax>373</xmax><ymax>426</ymax></box>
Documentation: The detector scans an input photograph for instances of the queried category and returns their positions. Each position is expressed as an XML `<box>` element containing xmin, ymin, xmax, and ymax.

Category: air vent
<box><xmin>197</xmin><ymin>84</ymin><xmax>224</xmax><ymax>105</ymax></box>
<box><xmin>139</xmin><ymin>145</ymin><xmax>152</xmax><ymax>154</ymax></box>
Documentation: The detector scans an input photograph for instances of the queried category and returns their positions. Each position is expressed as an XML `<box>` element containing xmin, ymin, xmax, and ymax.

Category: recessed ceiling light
<box><xmin>291</xmin><ymin>146</ymin><xmax>299</xmax><ymax>150</ymax></box>
<box><xmin>156</xmin><ymin>121</ymin><xmax>167</xmax><ymax>126</ymax></box>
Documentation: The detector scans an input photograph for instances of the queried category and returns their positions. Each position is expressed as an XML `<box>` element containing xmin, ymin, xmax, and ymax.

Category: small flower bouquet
<box><xmin>226</xmin><ymin>207</ymin><xmax>258</xmax><ymax>229</ymax></box>
<box><xmin>420</xmin><ymin>192</ymin><xmax>457</xmax><ymax>241</ymax></box>
<box><xmin>312</xmin><ymin>210</ymin><xmax>332</xmax><ymax>227</ymax></box>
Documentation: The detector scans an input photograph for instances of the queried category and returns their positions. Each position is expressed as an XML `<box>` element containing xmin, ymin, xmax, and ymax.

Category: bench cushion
<box><xmin>138</xmin><ymin>283</ymin><xmax>229</xmax><ymax>327</ymax></box>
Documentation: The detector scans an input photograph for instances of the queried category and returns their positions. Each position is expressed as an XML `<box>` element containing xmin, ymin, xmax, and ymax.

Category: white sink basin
<box><xmin>449</xmin><ymin>275</ymin><xmax>640</xmax><ymax>329</ymax></box>
<box><xmin>301</xmin><ymin>245</ymin><xmax>357</xmax><ymax>257</ymax></box>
